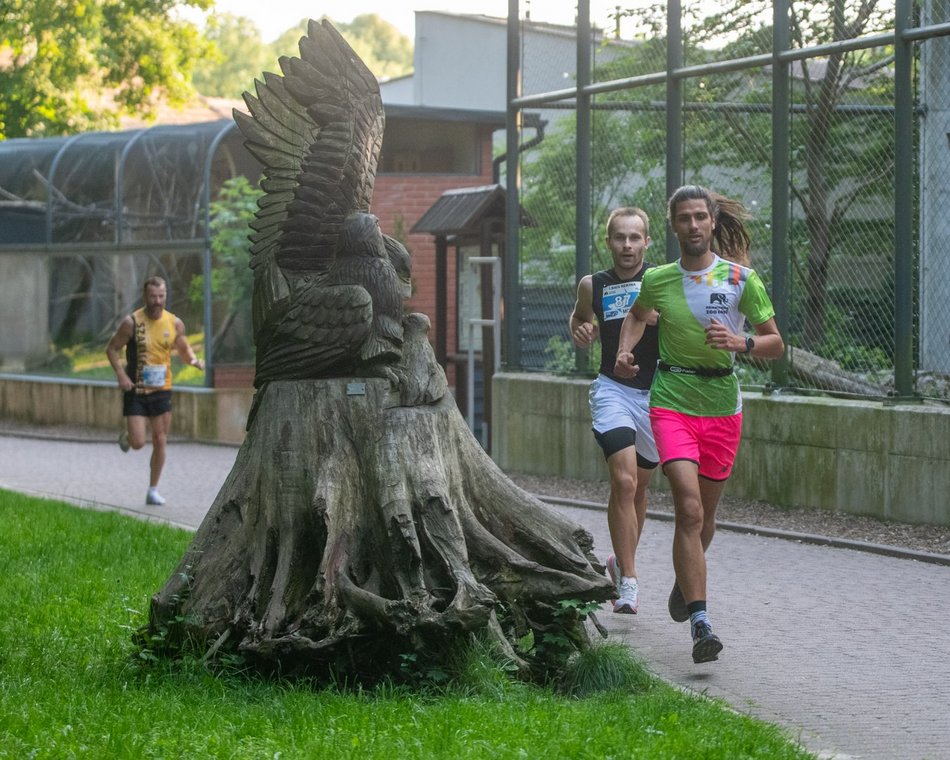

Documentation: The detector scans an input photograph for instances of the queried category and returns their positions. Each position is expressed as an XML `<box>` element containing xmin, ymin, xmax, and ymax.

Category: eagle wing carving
<box><xmin>233</xmin><ymin>19</ymin><xmax>408</xmax><ymax>386</ymax></box>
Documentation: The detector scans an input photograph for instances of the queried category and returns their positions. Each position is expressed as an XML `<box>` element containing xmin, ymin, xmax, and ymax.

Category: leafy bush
<box><xmin>189</xmin><ymin>175</ymin><xmax>262</xmax><ymax>363</ymax></box>
<box><xmin>544</xmin><ymin>335</ymin><xmax>599</xmax><ymax>376</ymax></box>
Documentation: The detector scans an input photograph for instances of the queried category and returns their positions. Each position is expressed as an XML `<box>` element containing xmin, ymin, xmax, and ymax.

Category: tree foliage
<box><xmin>189</xmin><ymin>175</ymin><xmax>261</xmax><ymax>363</ymax></box>
<box><xmin>0</xmin><ymin>0</ymin><xmax>214</xmax><ymax>138</ymax></box>
<box><xmin>685</xmin><ymin>0</ymin><xmax>895</xmax><ymax>349</ymax></box>
<box><xmin>198</xmin><ymin>13</ymin><xmax>413</xmax><ymax>98</ymax></box>
<box><xmin>272</xmin><ymin>14</ymin><xmax>413</xmax><ymax>81</ymax></box>
<box><xmin>190</xmin><ymin>12</ymin><xmax>272</xmax><ymax>99</ymax></box>
<box><xmin>521</xmin><ymin>0</ymin><xmax>896</xmax><ymax>358</ymax></box>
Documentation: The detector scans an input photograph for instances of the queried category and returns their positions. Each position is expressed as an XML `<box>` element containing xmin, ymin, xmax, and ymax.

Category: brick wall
<box><xmin>372</xmin><ymin>125</ymin><xmax>498</xmax><ymax>361</ymax></box>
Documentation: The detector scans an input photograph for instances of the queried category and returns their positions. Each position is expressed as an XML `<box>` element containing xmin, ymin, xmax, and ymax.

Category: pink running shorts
<box><xmin>649</xmin><ymin>407</ymin><xmax>743</xmax><ymax>481</ymax></box>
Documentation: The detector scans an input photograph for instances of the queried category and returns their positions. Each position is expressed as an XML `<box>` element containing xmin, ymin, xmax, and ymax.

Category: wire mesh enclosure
<box><xmin>0</xmin><ymin>121</ymin><xmax>262</xmax><ymax>379</ymax></box>
<box><xmin>507</xmin><ymin>0</ymin><xmax>950</xmax><ymax>402</ymax></box>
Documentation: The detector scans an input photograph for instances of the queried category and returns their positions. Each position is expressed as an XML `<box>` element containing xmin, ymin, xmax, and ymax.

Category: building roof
<box><xmin>411</xmin><ymin>184</ymin><xmax>534</xmax><ymax>236</ymax></box>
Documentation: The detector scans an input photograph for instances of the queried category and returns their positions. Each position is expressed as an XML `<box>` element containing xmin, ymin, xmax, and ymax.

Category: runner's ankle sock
<box><xmin>687</xmin><ymin>601</ymin><xmax>710</xmax><ymax>634</ymax></box>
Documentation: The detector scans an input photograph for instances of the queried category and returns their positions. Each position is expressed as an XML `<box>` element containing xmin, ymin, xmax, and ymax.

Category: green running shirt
<box><xmin>634</xmin><ymin>254</ymin><xmax>775</xmax><ymax>416</ymax></box>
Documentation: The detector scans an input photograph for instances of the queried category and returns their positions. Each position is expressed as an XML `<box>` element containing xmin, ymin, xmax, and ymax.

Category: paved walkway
<box><xmin>1</xmin><ymin>428</ymin><xmax>948</xmax><ymax>760</ymax></box>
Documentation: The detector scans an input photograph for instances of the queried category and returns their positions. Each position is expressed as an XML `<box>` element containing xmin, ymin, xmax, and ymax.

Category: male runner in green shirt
<box><xmin>615</xmin><ymin>185</ymin><xmax>784</xmax><ymax>664</ymax></box>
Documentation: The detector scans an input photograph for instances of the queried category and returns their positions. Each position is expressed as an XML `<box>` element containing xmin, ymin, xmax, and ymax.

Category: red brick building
<box><xmin>373</xmin><ymin>105</ymin><xmax>509</xmax><ymax>407</ymax></box>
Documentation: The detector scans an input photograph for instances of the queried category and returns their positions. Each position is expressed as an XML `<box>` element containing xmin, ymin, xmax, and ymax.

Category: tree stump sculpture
<box><xmin>147</xmin><ymin>19</ymin><xmax>612</xmax><ymax>681</ymax></box>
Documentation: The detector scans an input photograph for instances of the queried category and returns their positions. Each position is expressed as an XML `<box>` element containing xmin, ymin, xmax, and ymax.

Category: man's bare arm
<box><xmin>613</xmin><ymin>303</ymin><xmax>650</xmax><ymax>377</ymax></box>
<box><xmin>568</xmin><ymin>275</ymin><xmax>598</xmax><ymax>348</ymax></box>
<box><xmin>704</xmin><ymin>317</ymin><xmax>784</xmax><ymax>359</ymax></box>
<box><xmin>105</xmin><ymin>317</ymin><xmax>135</xmax><ymax>391</ymax></box>
<box><xmin>173</xmin><ymin>318</ymin><xmax>204</xmax><ymax>370</ymax></box>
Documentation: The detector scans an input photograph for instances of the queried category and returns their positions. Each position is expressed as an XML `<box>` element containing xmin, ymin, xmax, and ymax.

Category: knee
<box><xmin>610</xmin><ymin>469</ymin><xmax>638</xmax><ymax>500</ymax></box>
<box><xmin>673</xmin><ymin>497</ymin><xmax>704</xmax><ymax>533</ymax></box>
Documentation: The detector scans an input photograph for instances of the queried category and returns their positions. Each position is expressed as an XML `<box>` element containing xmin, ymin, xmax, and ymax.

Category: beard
<box><xmin>681</xmin><ymin>238</ymin><xmax>709</xmax><ymax>258</ymax></box>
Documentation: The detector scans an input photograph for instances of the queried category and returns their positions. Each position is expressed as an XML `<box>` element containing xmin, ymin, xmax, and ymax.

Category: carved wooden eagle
<box><xmin>233</xmin><ymin>18</ymin><xmax>410</xmax><ymax>387</ymax></box>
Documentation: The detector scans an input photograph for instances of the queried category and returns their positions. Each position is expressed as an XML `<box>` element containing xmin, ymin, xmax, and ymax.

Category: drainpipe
<box><xmin>492</xmin><ymin>121</ymin><xmax>546</xmax><ymax>184</ymax></box>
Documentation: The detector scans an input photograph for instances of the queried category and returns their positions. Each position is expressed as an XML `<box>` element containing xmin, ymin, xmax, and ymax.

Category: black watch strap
<box><xmin>745</xmin><ymin>336</ymin><xmax>755</xmax><ymax>353</ymax></box>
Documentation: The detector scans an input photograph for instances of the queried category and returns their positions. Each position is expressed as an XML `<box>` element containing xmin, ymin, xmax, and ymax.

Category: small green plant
<box><xmin>544</xmin><ymin>335</ymin><xmax>600</xmax><ymax>375</ymax></box>
<box><xmin>398</xmin><ymin>651</ymin><xmax>450</xmax><ymax>686</ymax></box>
<box><xmin>189</xmin><ymin>175</ymin><xmax>262</xmax><ymax>363</ymax></box>
<box><xmin>559</xmin><ymin>641</ymin><xmax>655</xmax><ymax>697</ymax></box>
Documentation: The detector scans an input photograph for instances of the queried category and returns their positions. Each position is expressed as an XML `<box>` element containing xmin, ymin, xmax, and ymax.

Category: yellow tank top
<box><xmin>128</xmin><ymin>307</ymin><xmax>178</xmax><ymax>392</ymax></box>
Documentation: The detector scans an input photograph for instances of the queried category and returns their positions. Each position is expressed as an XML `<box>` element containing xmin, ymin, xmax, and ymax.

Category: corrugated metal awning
<box><xmin>410</xmin><ymin>184</ymin><xmax>534</xmax><ymax>236</ymax></box>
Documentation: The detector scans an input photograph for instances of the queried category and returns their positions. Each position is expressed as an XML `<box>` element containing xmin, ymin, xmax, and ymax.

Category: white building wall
<box><xmin>381</xmin><ymin>12</ymin><xmax>619</xmax><ymax>112</ymax></box>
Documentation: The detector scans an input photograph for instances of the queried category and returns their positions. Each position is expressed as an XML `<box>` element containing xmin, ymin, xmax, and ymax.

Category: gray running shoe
<box><xmin>668</xmin><ymin>582</ymin><xmax>689</xmax><ymax>622</ymax></box>
<box><xmin>691</xmin><ymin>621</ymin><xmax>723</xmax><ymax>663</ymax></box>
<box><xmin>118</xmin><ymin>431</ymin><xmax>130</xmax><ymax>453</ymax></box>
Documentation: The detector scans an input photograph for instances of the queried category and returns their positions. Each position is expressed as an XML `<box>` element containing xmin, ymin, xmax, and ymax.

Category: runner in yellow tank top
<box><xmin>130</xmin><ymin>306</ymin><xmax>178</xmax><ymax>392</ymax></box>
<box><xmin>106</xmin><ymin>276</ymin><xmax>204</xmax><ymax>506</ymax></box>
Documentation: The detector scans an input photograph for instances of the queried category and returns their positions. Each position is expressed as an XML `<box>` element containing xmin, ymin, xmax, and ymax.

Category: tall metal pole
<box><xmin>665</xmin><ymin>0</ymin><xmax>683</xmax><ymax>262</ymax></box>
<box><xmin>893</xmin><ymin>0</ymin><xmax>915</xmax><ymax>397</ymax></box>
<box><xmin>771</xmin><ymin>0</ymin><xmax>791</xmax><ymax>387</ymax></box>
<box><xmin>504</xmin><ymin>0</ymin><xmax>523</xmax><ymax>369</ymax></box>
<box><xmin>201</xmin><ymin>121</ymin><xmax>238</xmax><ymax>387</ymax></box>
<box><xmin>574</xmin><ymin>0</ymin><xmax>592</xmax><ymax>373</ymax></box>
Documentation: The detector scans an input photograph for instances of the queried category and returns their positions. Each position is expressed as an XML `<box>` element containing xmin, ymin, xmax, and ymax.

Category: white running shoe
<box><xmin>606</xmin><ymin>554</ymin><xmax>639</xmax><ymax>614</ymax></box>
<box><xmin>146</xmin><ymin>488</ymin><xmax>166</xmax><ymax>506</ymax></box>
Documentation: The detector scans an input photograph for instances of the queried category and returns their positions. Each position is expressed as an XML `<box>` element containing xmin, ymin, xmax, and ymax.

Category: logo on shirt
<box><xmin>707</xmin><ymin>291</ymin><xmax>734</xmax><ymax>316</ymax></box>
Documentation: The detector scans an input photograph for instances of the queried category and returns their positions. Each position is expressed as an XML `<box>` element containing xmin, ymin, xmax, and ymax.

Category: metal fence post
<box><xmin>771</xmin><ymin>0</ymin><xmax>791</xmax><ymax>387</ymax></box>
<box><xmin>574</xmin><ymin>0</ymin><xmax>592</xmax><ymax>373</ymax></box>
<box><xmin>894</xmin><ymin>0</ymin><xmax>916</xmax><ymax>398</ymax></box>
<box><xmin>666</xmin><ymin>0</ymin><xmax>683</xmax><ymax>263</ymax></box>
<box><xmin>504</xmin><ymin>0</ymin><xmax>522</xmax><ymax>370</ymax></box>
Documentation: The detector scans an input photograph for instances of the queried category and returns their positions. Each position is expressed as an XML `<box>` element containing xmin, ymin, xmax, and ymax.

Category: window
<box><xmin>379</xmin><ymin>120</ymin><xmax>480</xmax><ymax>175</ymax></box>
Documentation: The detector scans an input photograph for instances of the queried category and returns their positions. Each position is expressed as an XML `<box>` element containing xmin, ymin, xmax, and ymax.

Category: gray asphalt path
<box><xmin>2</xmin><ymin>431</ymin><xmax>948</xmax><ymax>760</ymax></box>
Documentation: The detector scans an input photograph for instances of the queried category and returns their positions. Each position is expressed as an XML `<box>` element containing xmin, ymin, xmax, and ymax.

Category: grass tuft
<box><xmin>558</xmin><ymin>640</ymin><xmax>655</xmax><ymax>697</ymax></box>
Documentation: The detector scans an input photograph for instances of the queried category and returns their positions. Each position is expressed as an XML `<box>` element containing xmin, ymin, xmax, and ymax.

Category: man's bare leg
<box><xmin>148</xmin><ymin>411</ymin><xmax>171</xmax><ymax>489</ymax></box>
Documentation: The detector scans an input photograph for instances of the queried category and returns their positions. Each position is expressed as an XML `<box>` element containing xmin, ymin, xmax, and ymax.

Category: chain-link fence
<box><xmin>509</xmin><ymin>0</ymin><xmax>950</xmax><ymax>402</ymax></box>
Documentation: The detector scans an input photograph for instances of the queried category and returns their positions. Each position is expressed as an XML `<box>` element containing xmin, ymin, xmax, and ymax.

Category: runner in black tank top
<box><xmin>568</xmin><ymin>207</ymin><xmax>661</xmax><ymax>616</ymax></box>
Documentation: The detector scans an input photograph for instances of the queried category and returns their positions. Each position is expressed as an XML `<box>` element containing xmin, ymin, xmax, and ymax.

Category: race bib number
<box><xmin>601</xmin><ymin>281</ymin><xmax>641</xmax><ymax>321</ymax></box>
<box><xmin>142</xmin><ymin>364</ymin><xmax>167</xmax><ymax>388</ymax></box>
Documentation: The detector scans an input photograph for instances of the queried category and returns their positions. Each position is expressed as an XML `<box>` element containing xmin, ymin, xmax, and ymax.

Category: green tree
<box><xmin>684</xmin><ymin>0</ymin><xmax>895</xmax><ymax>350</ymax></box>
<box><xmin>270</xmin><ymin>14</ymin><xmax>412</xmax><ymax>81</ymax></box>
<box><xmin>191</xmin><ymin>12</ymin><xmax>271</xmax><ymax>98</ymax></box>
<box><xmin>521</xmin><ymin>1</ymin><xmax>895</xmax><ymax>358</ymax></box>
<box><xmin>520</xmin><ymin>34</ymin><xmax>670</xmax><ymax>285</ymax></box>
<box><xmin>0</xmin><ymin>0</ymin><xmax>214</xmax><ymax>139</ymax></box>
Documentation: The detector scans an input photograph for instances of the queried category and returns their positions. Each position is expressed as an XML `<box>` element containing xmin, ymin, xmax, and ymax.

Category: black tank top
<box><xmin>591</xmin><ymin>266</ymin><xmax>660</xmax><ymax>390</ymax></box>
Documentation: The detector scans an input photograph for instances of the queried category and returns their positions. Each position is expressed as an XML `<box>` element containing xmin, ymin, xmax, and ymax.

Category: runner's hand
<box><xmin>705</xmin><ymin>318</ymin><xmax>741</xmax><ymax>352</ymax></box>
<box><xmin>614</xmin><ymin>350</ymin><xmax>639</xmax><ymax>378</ymax></box>
<box><xmin>571</xmin><ymin>321</ymin><xmax>598</xmax><ymax>348</ymax></box>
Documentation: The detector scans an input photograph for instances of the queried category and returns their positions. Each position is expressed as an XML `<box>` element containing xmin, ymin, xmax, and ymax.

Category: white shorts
<box><xmin>589</xmin><ymin>374</ymin><xmax>658</xmax><ymax>463</ymax></box>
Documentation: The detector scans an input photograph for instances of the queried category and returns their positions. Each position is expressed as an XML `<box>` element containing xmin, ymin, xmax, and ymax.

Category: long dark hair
<box><xmin>667</xmin><ymin>185</ymin><xmax>751</xmax><ymax>267</ymax></box>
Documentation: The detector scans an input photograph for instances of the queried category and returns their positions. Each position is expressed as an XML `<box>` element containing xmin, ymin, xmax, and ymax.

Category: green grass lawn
<box><xmin>0</xmin><ymin>489</ymin><xmax>816</xmax><ymax>759</ymax></box>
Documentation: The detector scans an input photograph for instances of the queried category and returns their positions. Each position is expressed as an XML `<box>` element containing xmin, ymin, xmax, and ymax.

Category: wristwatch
<box><xmin>744</xmin><ymin>336</ymin><xmax>755</xmax><ymax>354</ymax></box>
